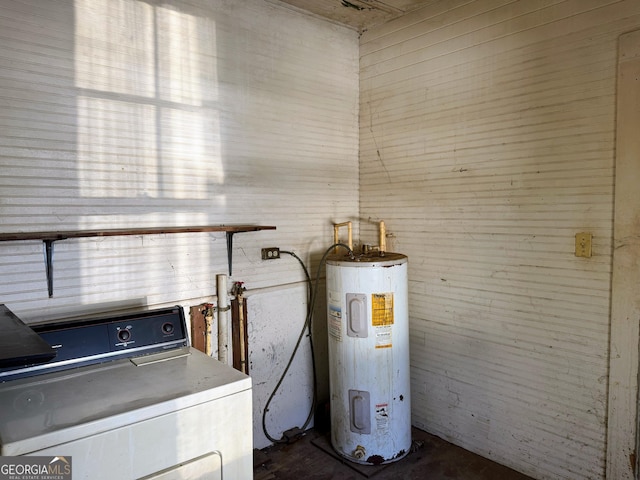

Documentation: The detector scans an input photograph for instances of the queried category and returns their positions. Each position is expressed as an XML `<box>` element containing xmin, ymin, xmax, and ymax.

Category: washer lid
<box><xmin>0</xmin><ymin>305</ymin><xmax>55</xmax><ymax>369</ymax></box>
<box><xmin>0</xmin><ymin>347</ymin><xmax>251</xmax><ymax>455</ymax></box>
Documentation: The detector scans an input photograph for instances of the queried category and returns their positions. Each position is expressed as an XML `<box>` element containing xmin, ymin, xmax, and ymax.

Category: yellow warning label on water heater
<box><xmin>371</xmin><ymin>293</ymin><xmax>394</xmax><ymax>326</ymax></box>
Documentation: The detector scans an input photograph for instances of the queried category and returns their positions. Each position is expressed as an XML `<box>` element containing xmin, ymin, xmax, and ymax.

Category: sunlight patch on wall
<box><xmin>159</xmin><ymin>107</ymin><xmax>223</xmax><ymax>196</ymax></box>
<box><xmin>72</xmin><ymin>0</ymin><xmax>225</xmax><ymax>303</ymax></box>
<box><xmin>155</xmin><ymin>6</ymin><xmax>219</xmax><ymax>106</ymax></box>
<box><xmin>74</xmin><ymin>0</ymin><xmax>224</xmax><ymax>201</ymax></box>
<box><xmin>74</xmin><ymin>0</ymin><xmax>155</xmax><ymax>97</ymax></box>
<box><xmin>76</xmin><ymin>97</ymin><xmax>159</xmax><ymax>197</ymax></box>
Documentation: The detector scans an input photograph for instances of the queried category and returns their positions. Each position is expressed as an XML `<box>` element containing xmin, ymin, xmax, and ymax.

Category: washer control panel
<box><xmin>0</xmin><ymin>306</ymin><xmax>189</xmax><ymax>381</ymax></box>
<box><xmin>107</xmin><ymin>311</ymin><xmax>183</xmax><ymax>351</ymax></box>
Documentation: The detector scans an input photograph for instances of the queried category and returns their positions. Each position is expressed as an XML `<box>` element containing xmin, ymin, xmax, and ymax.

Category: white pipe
<box><xmin>217</xmin><ymin>274</ymin><xmax>230</xmax><ymax>365</ymax></box>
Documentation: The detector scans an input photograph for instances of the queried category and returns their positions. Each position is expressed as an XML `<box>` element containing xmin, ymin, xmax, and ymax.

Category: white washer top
<box><xmin>0</xmin><ymin>347</ymin><xmax>251</xmax><ymax>455</ymax></box>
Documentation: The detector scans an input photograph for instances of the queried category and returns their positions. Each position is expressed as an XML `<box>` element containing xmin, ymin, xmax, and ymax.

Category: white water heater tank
<box><xmin>326</xmin><ymin>252</ymin><xmax>411</xmax><ymax>465</ymax></box>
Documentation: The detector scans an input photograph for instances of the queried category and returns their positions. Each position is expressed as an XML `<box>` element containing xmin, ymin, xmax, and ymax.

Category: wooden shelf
<box><xmin>0</xmin><ymin>225</ymin><xmax>276</xmax><ymax>297</ymax></box>
<box><xmin>0</xmin><ymin>225</ymin><xmax>275</xmax><ymax>242</ymax></box>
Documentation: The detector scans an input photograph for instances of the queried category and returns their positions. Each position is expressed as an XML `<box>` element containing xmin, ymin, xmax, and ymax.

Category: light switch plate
<box><xmin>575</xmin><ymin>232</ymin><xmax>592</xmax><ymax>258</ymax></box>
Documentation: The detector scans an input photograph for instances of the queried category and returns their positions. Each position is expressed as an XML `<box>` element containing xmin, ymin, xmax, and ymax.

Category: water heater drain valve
<box><xmin>353</xmin><ymin>445</ymin><xmax>366</xmax><ymax>459</ymax></box>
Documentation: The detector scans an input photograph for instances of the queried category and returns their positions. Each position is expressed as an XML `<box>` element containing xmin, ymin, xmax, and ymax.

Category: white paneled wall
<box><xmin>7</xmin><ymin>0</ymin><xmax>640</xmax><ymax>475</ymax></box>
<box><xmin>0</xmin><ymin>0</ymin><xmax>358</xmax><ymax>315</ymax></box>
<box><xmin>0</xmin><ymin>0</ymin><xmax>358</xmax><ymax>448</ymax></box>
<box><xmin>360</xmin><ymin>1</ymin><xmax>640</xmax><ymax>479</ymax></box>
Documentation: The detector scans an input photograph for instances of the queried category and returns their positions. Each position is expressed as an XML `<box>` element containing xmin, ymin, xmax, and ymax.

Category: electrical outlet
<box><xmin>575</xmin><ymin>232</ymin><xmax>592</xmax><ymax>258</ymax></box>
<box><xmin>261</xmin><ymin>247</ymin><xmax>280</xmax><ymax>260</ymax></box>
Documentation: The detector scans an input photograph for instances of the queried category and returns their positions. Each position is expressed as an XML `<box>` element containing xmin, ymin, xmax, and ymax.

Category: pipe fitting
<box><xmin>333</xmin><ymin>221</ymin><xmax>353</xmax><ymax>252</ymax></box>
<box><xmin>353</xmin><ymin>445</ymin><xmax>366</xmax><ymax>460</ymax></box>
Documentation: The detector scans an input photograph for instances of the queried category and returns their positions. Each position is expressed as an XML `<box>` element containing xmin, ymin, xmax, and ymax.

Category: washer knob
<box><xmin>117</xmin><ymin>328</ymin><xmax>131</xmax><ymax>342</ymax></box>
<box><xmin>162</xmin><ymin>322</ymin><xmax>174</xmax><ymax>334</ymax></box>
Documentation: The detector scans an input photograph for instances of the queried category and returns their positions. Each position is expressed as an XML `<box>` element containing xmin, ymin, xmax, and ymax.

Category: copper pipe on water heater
<box><xmin>333</xmin><ymin>220</ymin><xmax>387</xmax><ymax>255</ymax></box>
<box><xmin>379</xmin><ymin>220</ymin><xmax>386</xmax><ymax>254</ymax></box>
<box><xmin>333</xmin><ymin>221</ymin><xmax>353</xmax><ymax>252</ymax></box>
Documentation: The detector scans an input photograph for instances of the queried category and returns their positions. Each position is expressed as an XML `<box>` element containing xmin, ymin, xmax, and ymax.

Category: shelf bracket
<box><xmin>43</xmin><ymin>239</ymin><xmax>56</xmax><ymax>298</ymax></box>
<box><xmin>226</xmin><ymin>231</ymin><xmax>235</xmax><ymax>276</ymax></box>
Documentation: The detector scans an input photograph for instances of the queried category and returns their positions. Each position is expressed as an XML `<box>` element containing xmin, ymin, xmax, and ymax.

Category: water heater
<box><xmin>326</xmin><ymin>250</ymin><xmax>411</xmax><ymax>465</ymax></box>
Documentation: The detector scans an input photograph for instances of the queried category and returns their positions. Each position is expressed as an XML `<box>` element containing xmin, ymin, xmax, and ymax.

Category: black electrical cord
<box><xmin>261</xmin><ymin>243</ymin><xmax>353</xmax><ymax>444</ymax></box>
<box><xmin>279</xmin><ymin>250</ymin><xmax>315</xmax><ymax>432</ymax></box>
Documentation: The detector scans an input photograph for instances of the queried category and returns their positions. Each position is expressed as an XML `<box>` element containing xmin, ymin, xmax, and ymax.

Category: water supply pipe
<box><xmin>238</xmin><ymin>293</ymin><xmax>247</xmax><ymax>373</ymax></box>
<box><xmin>204</xmin><ymin>304</ymin><xmax>214</xmax><ymax>357</ymax></box>
<box><xmin>232</xmin><ymin>281</ymin><xmax>248</xmax><ymax>374</ymax></box>
<box><xmin>217</xmin><ymin>274</ymin><xmax>230</xmax><ymax>364</ymax></box>
<box><xmin>333</xmin><ymin>221</ymin><xmax>353</xmax><ymax>253</ymax></box>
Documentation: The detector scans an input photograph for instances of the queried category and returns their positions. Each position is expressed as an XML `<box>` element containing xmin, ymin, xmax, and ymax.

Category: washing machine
<box><xmin>0</xmin><ymin>305</ymin><xmax>252</xmax><ymax>479</ymax></box>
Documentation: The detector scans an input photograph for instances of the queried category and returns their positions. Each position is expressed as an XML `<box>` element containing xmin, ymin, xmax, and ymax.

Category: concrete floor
<box><xmin>254</xmin><ymin>427</ymin><xmax>535</xmax><ymax>480</ymax></box>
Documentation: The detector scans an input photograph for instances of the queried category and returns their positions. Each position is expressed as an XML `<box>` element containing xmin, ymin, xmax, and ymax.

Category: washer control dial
<box><xmin>117</xmin><ymin>328</ymin><xmax>131</xmax><ymax>342</ymax></box>
<box><xmin>162</xmin><ymin>322</ymin><xmax>174</xmax><ymax>335</ymax></box>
